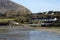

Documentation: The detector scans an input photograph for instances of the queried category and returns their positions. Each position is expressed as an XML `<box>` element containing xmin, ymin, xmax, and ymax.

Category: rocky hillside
<box><xmin>0</xmin><ymin>0</ymin><xmax>32</xmax><ymax>17</ymax></box>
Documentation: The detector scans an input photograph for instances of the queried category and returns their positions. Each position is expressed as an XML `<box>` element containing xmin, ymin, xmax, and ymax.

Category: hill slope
<box><xmin>0</xmin><ymin>0</ymin><xmax>31</xmax><ymax>17</ymax></box>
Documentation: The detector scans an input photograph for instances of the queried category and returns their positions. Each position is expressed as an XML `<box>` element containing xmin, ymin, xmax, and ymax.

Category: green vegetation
<box><xmin>0</xmin><ymin>18</ymin><xmax>16</xmax><ymax>22</ymax></box>
<box><xmin>0</xmin><ymin>0</ymin><xmax>32</xmax><ymax>25</ymax></box>
<box><xmin>0</xmin><ymin>14</ymin><xmax>32</xmax><ymax>24</ymax></box>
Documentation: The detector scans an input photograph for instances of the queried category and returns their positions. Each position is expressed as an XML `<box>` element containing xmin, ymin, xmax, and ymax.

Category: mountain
<box><xmin>0</xmin><ymin>0</ymin><xmax>32</xmax><ymax>17</ymax></box>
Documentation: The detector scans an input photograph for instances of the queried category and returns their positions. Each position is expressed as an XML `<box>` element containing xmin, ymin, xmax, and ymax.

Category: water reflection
<box><xmin>29</xmin><ymin>31</ymin><xmax>60</xmax><ymax>40</ymax></box>
<box><xmin>0</xmin><ymin>26</ymin><xmax>60</xmax><ymax>40</ymax></box>
<box><xmin>1</xmin><ymin>31</ymin><xmax>60</xmax><ymax>40</ymax></box>
<box><xmin>7</xmin><ymin>31</ymin><xmax>29</xmax><ymax>40</ymax></box>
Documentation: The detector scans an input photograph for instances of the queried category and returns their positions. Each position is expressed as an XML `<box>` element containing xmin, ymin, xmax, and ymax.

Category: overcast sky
<box><xmin>11</xmin><ymin>0</ymin><xmax>60</xmax><ymax>13</ymax></box>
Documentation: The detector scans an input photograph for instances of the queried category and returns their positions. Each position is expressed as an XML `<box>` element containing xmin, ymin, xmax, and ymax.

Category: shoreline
<box><xmin>0</xmin><ymin>26</ymin><xmax>60</xmax><ymax>34</ymax></box>
<box><xmin>35</xmin><ymin>27</ymin><xmax>60</xmax><ymax>33</ymax></box>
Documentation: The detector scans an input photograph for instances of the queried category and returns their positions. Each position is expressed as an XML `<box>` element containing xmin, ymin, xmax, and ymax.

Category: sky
<box><xmin>11</xmin><ymin>0</ymin><xmax>60</xmax><ymax>13</ymax></box>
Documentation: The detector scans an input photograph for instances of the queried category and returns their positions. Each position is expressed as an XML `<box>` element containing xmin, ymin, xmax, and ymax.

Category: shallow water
<box><xmin>0</xmin><ymin>26</ymin><xmax>60</xmax><ymax>40</ymax></box>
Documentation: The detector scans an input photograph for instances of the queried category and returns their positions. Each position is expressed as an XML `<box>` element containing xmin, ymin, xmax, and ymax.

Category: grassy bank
<box><xmin>0</xmin><ymin>18</ymin><xmax>16</xmax><ymax>22</ymax></box>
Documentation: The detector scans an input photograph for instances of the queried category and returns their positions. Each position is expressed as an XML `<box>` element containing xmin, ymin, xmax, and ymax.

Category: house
<box><xmin>42</xmin><ymin>18</ymin><xmax>57</xmax><ymax>21</ymax></box>
<box><xmin>31</xmin><ymin>17</ymin><xmax>57</xmax><ymax>26</ymax></box>
<box><xmin>41</xmin><ymin>18</ymin><xmax>57</xmax><ymax>26</ymax></box>
<box><xmin>31</xmin><ymin>11</ymin><xmax>60</xmax><ymax>26</ymax></box>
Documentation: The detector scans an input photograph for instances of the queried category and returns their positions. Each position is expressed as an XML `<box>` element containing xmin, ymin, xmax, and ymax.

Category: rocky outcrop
<box><xmin>0</xmin><ymin>0</ymin><xmax>32</xmax><ymax>17</ymax></box>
